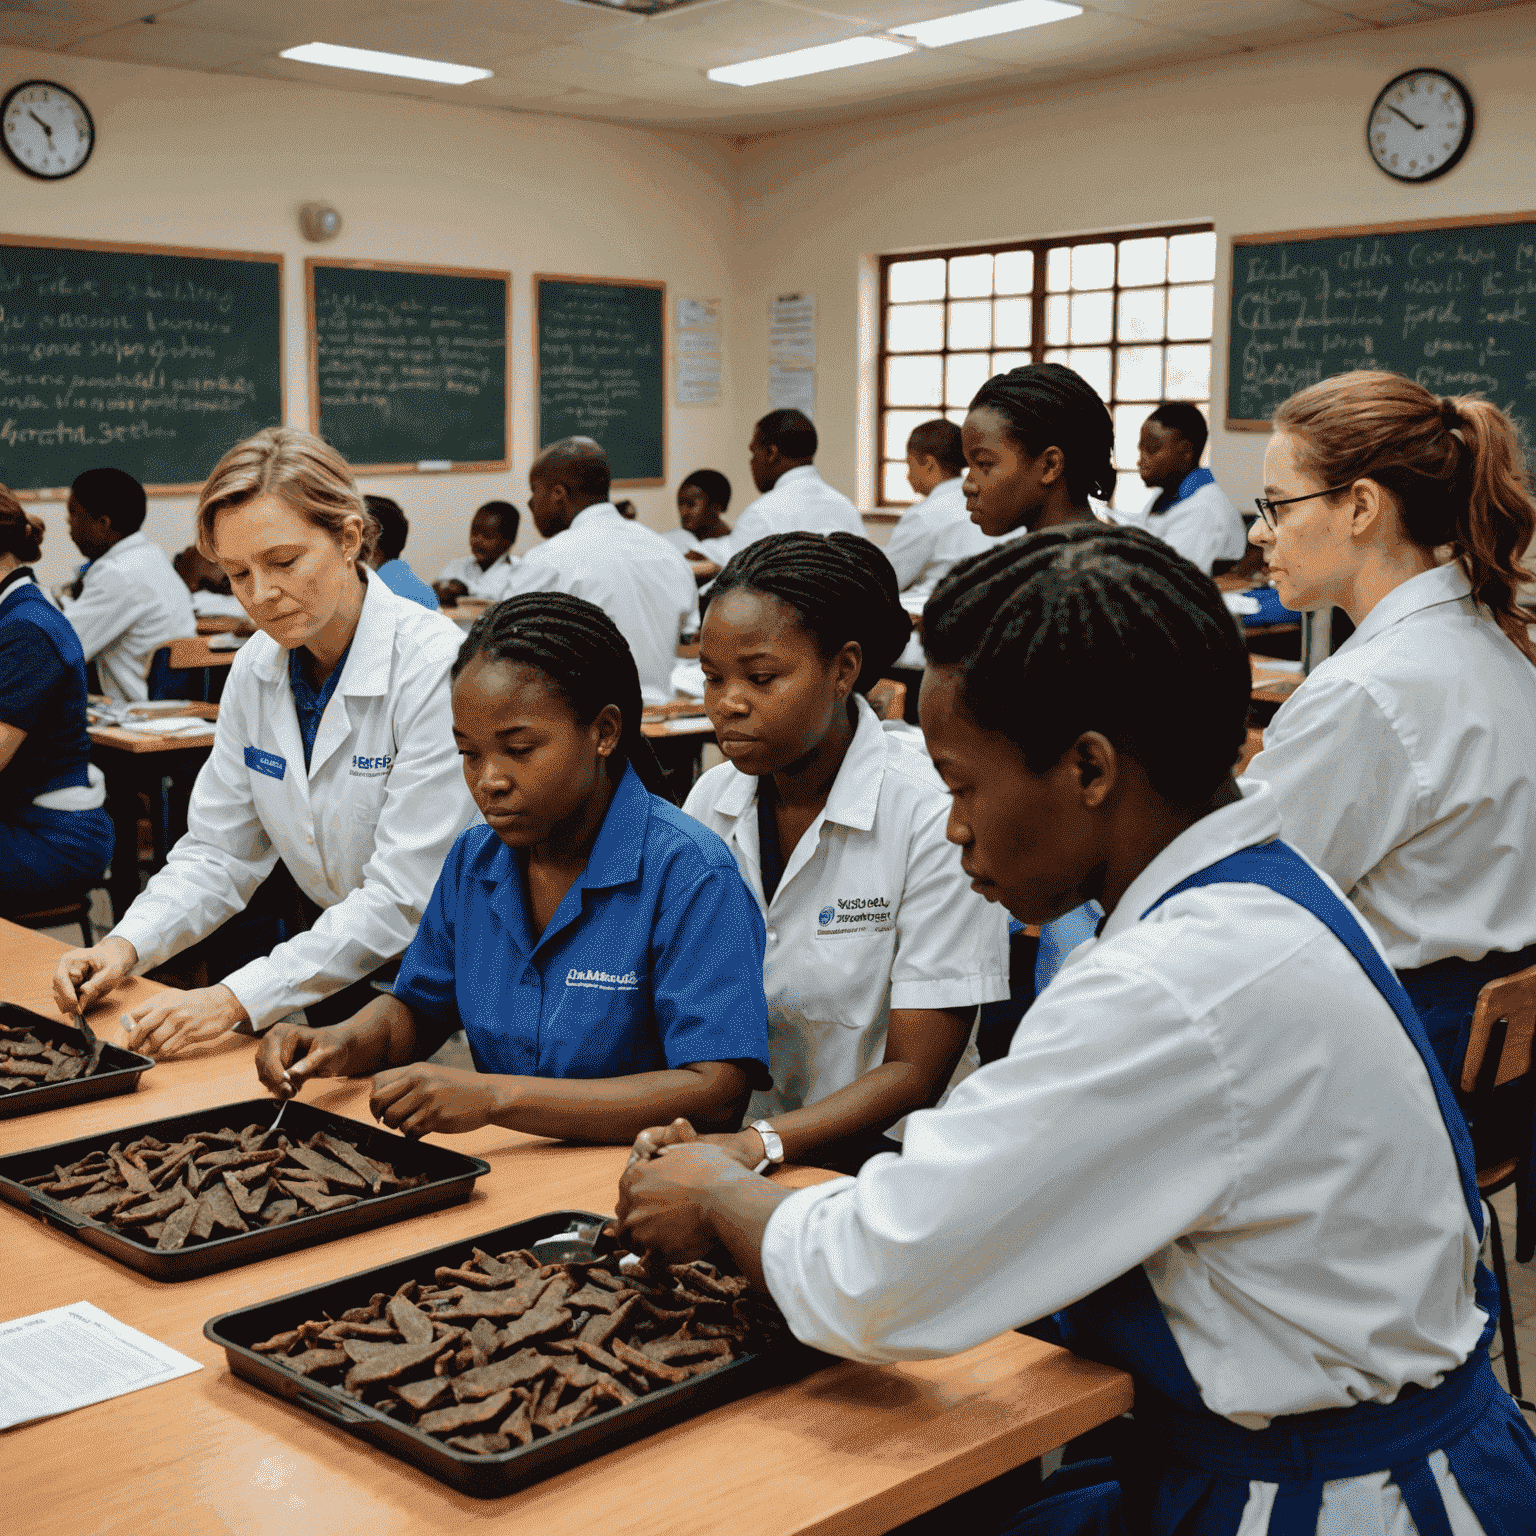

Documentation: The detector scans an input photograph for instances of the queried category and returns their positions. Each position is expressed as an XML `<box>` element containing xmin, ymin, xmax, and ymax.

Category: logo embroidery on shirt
<box><xmin>565</xmin><ymin>968</ymin><xmax>640</xmax><ymax>992</ymax></box>
<box><xmin>350</xmin><ymin>753</ymin><xmax>392</xmax><ymax>776</ymax></box>
<box><xmin>815</xmin><ymin>895</ymin><xmax>894</xmax><ymax>937</ymax></box>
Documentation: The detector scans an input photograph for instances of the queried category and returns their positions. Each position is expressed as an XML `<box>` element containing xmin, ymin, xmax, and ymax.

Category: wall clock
<box><xmin>1367</xmin><ymin>68</ymin><xmax>1471</xmax><ymax>183</ymax></box>
<box><xmin>1</xmin><ymin>80</ymin><xmax>95</xmax><ymax>180</ymax></box>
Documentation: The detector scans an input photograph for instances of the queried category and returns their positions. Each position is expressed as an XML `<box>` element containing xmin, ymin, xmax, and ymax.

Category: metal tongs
<box><xmin>73</xmin><ymin>1010</ymin><xmax>105</xmax><ymax>1076</ymax></box>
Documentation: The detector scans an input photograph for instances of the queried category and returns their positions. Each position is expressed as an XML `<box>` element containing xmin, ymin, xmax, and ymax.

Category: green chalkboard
<box><xmin>0</xmin><ymin>236</ymin><xmax>282</xmax><ymax>493</ymax></box>
<box><xmin>535</xmin><ymin>275</ymin><xmax>666</xmax><ymax>485</ymax></box>
<box><xmin>1227</xmin><ymin>213</ymin><xmax>1536</xmax><ymax>437</ymax></box>
<box><xmin>309</xmin><ymin>261</ymin><xmax>509</xmax><ymax>472</ymax></box>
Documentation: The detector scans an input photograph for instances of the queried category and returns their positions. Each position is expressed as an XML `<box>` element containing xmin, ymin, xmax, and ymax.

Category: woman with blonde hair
<box><xmin>1245</xmin><ymin>371</ymin><xmax>1536</xmax><ymax>1084</ymax></box>
<box><xmin>53</xmin><ymin>427</ymin><xmax>477</xmax><ymax>1056</ymax></box>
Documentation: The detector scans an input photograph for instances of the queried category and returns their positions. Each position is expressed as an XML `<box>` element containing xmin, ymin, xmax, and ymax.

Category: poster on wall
<box><xmin>676</xmin><ymin>297</ymin><xmax>721</xmax><ymax>407</ymax></box>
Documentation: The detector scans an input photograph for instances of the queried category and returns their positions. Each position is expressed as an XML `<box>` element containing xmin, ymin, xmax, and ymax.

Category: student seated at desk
<box><xmin>728</xmin><ymin>410</ymin><xmax>864</xmax><ymax>554</ymax></box>
<box><xmin>1245</xmin><ymin>372</ymin><xmax>1536</xmax><ymax>1084</ymax></box>
<box><xmin>884</xmin><ymin>418</ymin><xmax>988</xmax><ymax>593</ymax></box>
<box><xmin>59</xmin><ymin>467</ymin><xmax>195</xmax><ymax>702</ymax></box>
<box><xmin>364</xmin><ymin>495</ymin><xmax>438</xmax><ymax>611</ymax></box>
<box><xmin>620</xmin><ymin>524</ymin><xmax>1536</xmax><ymax>1536</ymax></box>
<box><xmin>1118</xmin><ymin>401</ymin><xmax>1247</xmax><ymax>574</ymax></box>
<box><xmin>963</xmin><ymin>364</ymin><xmax>1117</xmax><ymax>540</ymax></box>
<box><xmin>664</xmin><ymin>469</ymin><xmax>733</xmax><ymax>582</ymax></box>
<box><xmin>0</xmin><ymin>488</ymin><xmax>113</xmax><ymax>911</ymax></box>
<box><xmin>255</xmin><ymin>592</ymin><xmax>770</xmax><ymax>1142</ymax></box>
<box><xmin>53</xmin><ymin>427</ymin><xmax>477</xmax><ymax>1056</ymax></box>
<box><xmin>670</xmin><ymin>532</ymin><xmax>1008</xmax><ymax>1176</ymax></box>
<box><xmin>433</xmin><ymin>499</ymin><xmax>523</xmax><ymax>605</ymax></box>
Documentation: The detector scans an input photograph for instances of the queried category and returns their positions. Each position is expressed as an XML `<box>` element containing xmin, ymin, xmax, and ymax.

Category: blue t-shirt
<box><xmin>374</xmin><ymin>559</ymin><xmax>439</xmax><ymax>611</ymax></box>
<box><xmin>288</xmin><ymin>641</ymin><xmax>353</xmax><ymax>771</ymax></box>
<box><xmin>0</xmin><ymin>575</ymin><xmax>94</xmax><ymax>801</ymax></box>
<box><xmin>394</xmin><ymin>764</ymin><xmax>772</xmax><ymax>1082</ymax></box>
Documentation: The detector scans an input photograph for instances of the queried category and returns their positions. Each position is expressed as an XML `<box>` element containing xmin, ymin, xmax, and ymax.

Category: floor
<box><xmin>25</xmin><ymin>896</ymin><xmax>1536</xmax><ymax>1415</ymax></box>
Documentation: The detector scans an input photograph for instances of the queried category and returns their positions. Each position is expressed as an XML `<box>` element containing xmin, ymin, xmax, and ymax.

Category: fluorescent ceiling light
<box><xmin>279</xmin><ymin>42</ymin><xmax>493</xmax><ymax>85</ymax></box>
<box><xmin>708</xmin><ymin>35</ymin><xmax>913</xmax><ymax>88</ymax></box>
<box><xmin>891</xmin><ymin>0</ymin><xmax>1082</xmax><ymax>48</ymax></box>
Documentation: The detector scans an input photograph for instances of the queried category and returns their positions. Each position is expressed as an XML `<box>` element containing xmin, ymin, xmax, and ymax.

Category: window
<box><xmin>878</xmin><ymin>225</ymin><xmax>1217</xmax><ymax>510</ymax></box>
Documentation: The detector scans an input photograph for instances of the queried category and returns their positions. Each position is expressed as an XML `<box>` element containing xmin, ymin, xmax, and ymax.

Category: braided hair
<box><xmin>924</xmin><ymin>524</ymin><xmax>1250</xmax><ymax>806</ymax></box>
<box><xmin>452</xmin><ymin>592</ymin><xmax>669</xmax><ymax>796</ymax></box>
<box><xmin>708</xmin><ymin>532</ymin><xmax>911</xmax><ymax>694</ymax></box>
<box><xmin>968</xmin><ymin>363</ymin><xmax>1117</xmax><ymax>505</ymax></box>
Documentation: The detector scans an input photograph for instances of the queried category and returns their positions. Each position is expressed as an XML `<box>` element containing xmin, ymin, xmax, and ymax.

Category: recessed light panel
<box><xmin>279</xmin><ymin>43</ymin><xmax>493</xmax><ymax>86</ymax></box>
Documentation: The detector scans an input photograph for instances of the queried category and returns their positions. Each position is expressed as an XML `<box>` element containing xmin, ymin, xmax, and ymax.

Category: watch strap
<box><xmin>750</xmin><ymin>1118</ymin><xmax>784</xmax><ymax>1175</ymax></box>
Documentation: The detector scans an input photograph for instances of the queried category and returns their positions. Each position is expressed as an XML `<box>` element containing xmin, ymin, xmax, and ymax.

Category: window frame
<box><xmin>876</xmin><ymin>221</ymin><xmax>1216</xmax><ymax>512</ymax></box>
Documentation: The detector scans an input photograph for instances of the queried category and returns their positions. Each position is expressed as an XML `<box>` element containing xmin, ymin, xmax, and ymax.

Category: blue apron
<box><xmin>1029</xmin><ymin>840</ymin><xmax>1536</xmax><ymax>1536</ymax></box>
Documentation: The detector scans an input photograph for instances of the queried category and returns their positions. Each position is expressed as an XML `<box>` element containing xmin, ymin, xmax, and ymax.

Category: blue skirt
<box><xmin>0</xmin><ymin>803</ymin><xmax>113</xmax><ymax>909</ymax></box>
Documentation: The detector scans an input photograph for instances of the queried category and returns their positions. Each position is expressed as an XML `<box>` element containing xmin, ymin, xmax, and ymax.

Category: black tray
<box><xmin>0</xmin><ymin>1097</ymin><xmax>490</xmax><ymax>1279</ymax></box>
<box><xmin>204</xmin><ymin>1210</ymin><xmax>824</xmax><ymax>1497</ymax></box>
<box><xmin>0</xmin><ymin>1001</ymin><xmax>154</xmax><ymax>1119</ymax></box>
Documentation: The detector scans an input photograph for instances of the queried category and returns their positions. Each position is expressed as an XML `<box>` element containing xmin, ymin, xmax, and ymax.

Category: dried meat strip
<box><xmin>449</xmin><ymin>1349</ymin><xmax>554</xmax><ymax>1403</ymax></box>
<box><xmin>284</xmin><ymin>1144</ymin><xmax>368</xmax><ymax>1190</ymax></box>
<box><xmin>387</xmin><ymin>1295</ymin><xmax>435</xmax><ymax>1346</ymax></box>
<box><xmin>155</xmin><ymin>1199</ymin><xmax>200</xmax><ymax>1252</ymax></box>
<box><xmin>417</xmin><ymin>1388</ymin><xmax>513</xmax><ymax>1436</ymax></box>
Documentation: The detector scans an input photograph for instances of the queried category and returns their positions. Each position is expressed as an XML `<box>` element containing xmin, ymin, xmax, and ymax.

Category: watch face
<box><xmin>2</xmin><ymin>80</ymin><xmax>95</xmax><ymax>180</ymax></box>
<box><xmin>1367</xmin><ymin>69</ymin><xmax>1471</xmax><ymax>183</ymax></box>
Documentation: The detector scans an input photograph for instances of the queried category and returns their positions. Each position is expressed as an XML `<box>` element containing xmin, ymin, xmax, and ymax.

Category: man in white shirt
<box><xmin>60</xmin><ymin>467</ymin><xmax>196</xmax><ymax>702</ymax></box>
<box><xmin>882</xmin><ymin>419</ymin><xmax>978</xmax><ymax>592</ymax></box>
<box><xmin>1118</xmin><ymin>402</ymin><xmax>1248</xmax><ymax>574</ymax></box>
<box><xmin>726</xmin><ymin>410</ymin><xmax>865</xmax><ymax>559</ymax></box>
<box><xmin>517</xmin><ymin>437</ymin><xmax>698</xmax><ymax>704</ymax></box>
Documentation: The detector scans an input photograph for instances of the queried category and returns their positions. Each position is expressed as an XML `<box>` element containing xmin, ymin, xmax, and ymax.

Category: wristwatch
<box><xmin>750</xmin><ymin>1118</ymin><xmax>784</xmax><ymax>1175</ymax></box>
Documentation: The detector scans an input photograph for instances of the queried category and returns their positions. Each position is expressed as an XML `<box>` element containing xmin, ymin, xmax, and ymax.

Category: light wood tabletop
<box><xmin>0</xmin><ymin>922</ymin><xmax>1132</xmax><ymax>1536</ymax></box>
<box><xmin>1250</xmin><ymin>658</ymin><xmax>1305</xmax><ymax>706</ymax></box>
<box><xmin>88</xmin><ymin>700</ymin><xmax>219</xmax><ymax>754</ymax></box>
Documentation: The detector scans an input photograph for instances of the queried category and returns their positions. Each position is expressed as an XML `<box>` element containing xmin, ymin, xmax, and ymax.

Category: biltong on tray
<box><xmin>0</xmin><ymin>1098</ymin><xmax>489</xmax><ymax>1279</ymax></box>
<box><xmin>205</xmin><ymin>1211</ymin><xmax>824</xmax><ymax>1497</ymax></box>
<box><xmin>0</xmin><ymin>1002</ymin><xmax>153</xmax><ymax>1119</ymax></box>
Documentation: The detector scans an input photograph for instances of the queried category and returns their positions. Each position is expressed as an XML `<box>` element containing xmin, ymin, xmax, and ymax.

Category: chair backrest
<box><xmin>1235</xmin><ymin>726</ymin><xmax>1264</xmax><ymax>775</ymax></box>
<box><xmin>1459</xmin><ymin>963</ymin><xmax>1536</xmax><ymax>1096</ymax></box>
<box><xmin>146</xmin><ymin>644</ymin><xmax>204</xmax><ymax>703</ymax></box>
<box><xmin>867</xmin><ymin>678</ymin><xmax>907</xmax><ymax>722</ymax></box>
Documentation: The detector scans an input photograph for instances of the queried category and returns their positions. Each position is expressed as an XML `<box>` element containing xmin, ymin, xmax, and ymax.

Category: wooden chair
<box><xmin>867</xmin><ymin>677</ymin><xmax>907</xmax><ymax>722</ymax></box>
<box><xmin>7</xmin><ymin>886</ymin><xmax>96</xmax><ymax>948</ymax></box>
<box><xmin>1458</xmin><ymin>961</ymin><xmax>1536</xmax><ymax>1402</ymax></box>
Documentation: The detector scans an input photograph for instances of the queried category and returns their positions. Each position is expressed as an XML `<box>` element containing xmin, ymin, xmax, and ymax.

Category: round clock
<box><xmin>1367</xmin><ymin>68</ymin><xmax>1472</xmax><ymax>183</ymax></box>
<box><xmin>1</xmin><ymin>79</ymin><xmax>95</xmax><ymax>180</ymax></box>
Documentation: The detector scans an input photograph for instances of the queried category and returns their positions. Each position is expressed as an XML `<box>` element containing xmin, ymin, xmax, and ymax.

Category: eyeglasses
<box><xmin>1252</xmin><ymin>484</ymin><xmax>1353</xmax><ymax>531</ymax></box>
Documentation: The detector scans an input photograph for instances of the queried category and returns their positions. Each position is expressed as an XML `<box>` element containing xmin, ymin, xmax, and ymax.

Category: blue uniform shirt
<box><xmin>288</xmin><ymin>641</ymin><xmax>353</xmax><ymax>771</ymax></box>
<box><xmin>394</xmin><ymin>764</ymin><xmax>772</xmax><ymax>1082</ymax></box>
<box><xmin>374</xmin><ymin>558</ymin><xmax>439</xmax><ymax>611</ymax></box>
<box><xmin>0</xmin><ymin>574</ymin><xmax>94</xmax><ymax>800</ymax></box>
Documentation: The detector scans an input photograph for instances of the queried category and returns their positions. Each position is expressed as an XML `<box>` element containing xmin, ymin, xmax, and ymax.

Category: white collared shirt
<box><xmin>1245</xmin><ymin>561</ymin><xmax>1536</xmax><ymax>969</ymax></box>
<box><xmin>111</xmin><ymin>570</ymin><xmax>478</xmax><ymax>1028</ymax></box>
<box><xmin>882</xmin><ymin>476</ymin><xmax>978</xmax><ymax>592</ymax></box>
<box><xmin>684</xmin><ymin>695</ymin><xmax>1009</xmax><ymax>1127</ymax></box>
<box><xmin>662</xmin><ymin>527</ymin><xmax>731</xmax><ymax>565</ymax></box>
<box><xmin>761</xmin><ymin>782</ymin><xmax>1484</xmax><ymax>1530</ymax></box>
<box><xmin>516</xmin><ymin>503</ymin><xmax>699</xmax><ymax>704</ymax></box>
<box><xmin>1116</xmin><ymin>478</ymin><xmax>1248</xmax><ymax>574</ymax></box>
<box><xmin>437</xmin><ymin>549</ymin><xmax>532</xmax><ymax>601</ymax></box>
<box><xmin>61</xmin><ymin>531</ymin><xmax>197</xmax><ymax>702</ymax></box>
<box><xmin>727</xmin><ymin>466</ymin><xmax>865</xmax><ymax>557</ymax></box>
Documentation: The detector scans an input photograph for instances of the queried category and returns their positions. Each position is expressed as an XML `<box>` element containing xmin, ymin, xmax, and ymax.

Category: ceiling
<box><xmin>1</xmin><ymin>0</ymin><xmax>1527</xmax><ymax>139</ymax></box>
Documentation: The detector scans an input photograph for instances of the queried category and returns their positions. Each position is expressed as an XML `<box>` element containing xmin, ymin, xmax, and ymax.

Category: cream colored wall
<box><xmin>0</xmin><ymin>44</ymin><xmax>744</xmax><ymax>588</ymax></box>
<box><xmin>733</xmin><ymin>5</ymin><xmax>1536</xmax><ymax>515</ymax></box>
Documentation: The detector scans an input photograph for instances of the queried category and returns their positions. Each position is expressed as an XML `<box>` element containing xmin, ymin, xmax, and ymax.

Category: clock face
<box><xmin>1367</xmin><ymin>69</ymin><xmax>1472</xmax><ymax>184</ymax></box>
<box><xmin>1</xmin><ymin>80</ymin><xmax>95</xmax><ymax>180</ymax></box>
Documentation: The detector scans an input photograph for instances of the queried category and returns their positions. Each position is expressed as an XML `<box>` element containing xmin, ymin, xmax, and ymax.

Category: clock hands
<box><xmin>1385</xmin><ymin>103</ymin><xmax>1425</xmax><ymax>131</ymax></box>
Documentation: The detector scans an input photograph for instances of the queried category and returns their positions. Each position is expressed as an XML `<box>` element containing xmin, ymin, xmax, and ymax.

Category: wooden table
<box><xmin>1250</xmin><ymin>658</ymin><xmax>1304</xmax><ymax>707</ymax></box>
<box><xmin>89</xmin><ymin>703</ymin><xmax>219</xmax><ymax>922</ymax></box>
<box><xmin>1</xmin><ymin>923</ymin><xmax>1133</xmax><ymax>1536</ymax></box>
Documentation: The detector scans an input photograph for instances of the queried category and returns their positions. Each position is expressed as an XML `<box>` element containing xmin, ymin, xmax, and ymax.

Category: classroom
<box><xmin>2</xmin><ymin>3</ymin><xmax>1535</xmax><ymax>1533</ymax></box>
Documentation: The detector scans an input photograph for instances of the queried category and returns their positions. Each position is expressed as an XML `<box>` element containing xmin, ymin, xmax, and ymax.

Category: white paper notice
<box><xmin>675</xmin><ymin>296</ymin><xmax>723</xmax><ymax>407</ymax></box>
<box><xmin>769</xmin><ymin>294</ymin><xmax>816</xmax><ymax>369</ymax></box>
<box><xmin>768</xmin><ymin>366</ymin><xmax>816</xmax><ymax>420</ymax></box>
<box><xmin>0</xmin><ymin>1301</ymin><xmax>201</xmax><ymax>1429</ymax></box>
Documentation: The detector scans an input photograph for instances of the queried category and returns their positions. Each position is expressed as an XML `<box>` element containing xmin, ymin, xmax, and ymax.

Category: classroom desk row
<box><xmin>0</xmin><ymin>921</ymin><xmax>1132</xmax><ymax>1536</ymax></box>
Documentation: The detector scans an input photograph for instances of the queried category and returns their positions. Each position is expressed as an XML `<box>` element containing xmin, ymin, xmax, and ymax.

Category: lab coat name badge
<box><xmin>816</xmin><ymin>896</ymin><xmax>894</xmax><ymax>937</ymax></box>
<box><xmin>243</xmin><ymin>746</ymin><xmax>286</xmax><ymax>781</ymax></box>
<box><xmin>565</xmin><ymin>967</ymin><xmax>640</xmax><ymax>992</ymax></box>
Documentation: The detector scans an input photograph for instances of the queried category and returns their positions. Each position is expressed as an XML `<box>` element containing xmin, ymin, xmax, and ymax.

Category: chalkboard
<box><xmin>0</xmin><ymin>236</ymin><xmax>282</xmax><ymax>494</ymax></box>
<box><xmin>308</xmin><ymin>260</ymin><xmax>509</xmax><ymax>473</ymax></box>
<box><xmin>1226</xmin><ymin>212</ymin><xmax>1536</xmax><ymax>436</ymax></box>
<box><xmin>535</xmin><ymin>274</ymin><xmax>666</xmax><ymax>486</ymax></box>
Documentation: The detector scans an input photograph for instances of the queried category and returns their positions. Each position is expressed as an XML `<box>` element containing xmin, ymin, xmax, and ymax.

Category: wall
<box><xmin>733</xmin><ymin>5</ymin><xmax>1536</xmax><ymax>513</ymax></box>
<box><xmin>0</xmin><ymin>44</ymin><xmax>745</xmax><ymax>587</ymax></box>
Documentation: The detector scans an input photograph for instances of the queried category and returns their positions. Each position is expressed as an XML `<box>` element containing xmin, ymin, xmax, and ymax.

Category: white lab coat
<box><xmin>514</xmin><ymin>503</ymin><xmax>699</xmax><ymax>705</ymax></box>
<box><xmin>437</xmin><ymin>549</ymin><xmax>544</xmax><ymax>601</ymax></box>
<box><xmin>1117</xmin><ymin>475</ymin><xmax>1247</xmax><ymax>574</ymax></box>
<box><xmin>762</xmin><ymin>781</ymin><xmax>1487</xmax><ymax>1533</ymax></box>
<box><xmin>1245</xmin><ymin>560</ymin><xmax>1536</xmax><ymax>969</ymax></box>
<box><xmin>684</xmin><ymin>695</ymin><xmax>1009</xmax><ymax>1128</ymax></box>
<box><xmin>110</xmin><ymin>569</ymin><xmax>478</xmax><ymax>1029</ymax></box>
<box><xmin>61</xmin><ymin>531</ymin><xmax>196</xmax><ymax>701</ymax></box>
<box><xmin>727</xmin><ymin>466</ymin><xmax>865</xmax><ymax>557</ymax></box>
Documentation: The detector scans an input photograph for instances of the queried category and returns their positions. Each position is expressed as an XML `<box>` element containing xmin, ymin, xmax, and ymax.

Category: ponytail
<box><xmin>452</xmin><ymin>592</ymin><xmax>670</xmax><ymax>797</ymax></box>
<box><xmin>1275</xmin><ymin>371</ymin><xmax>1536</xmax><ymax>663</ymax></box>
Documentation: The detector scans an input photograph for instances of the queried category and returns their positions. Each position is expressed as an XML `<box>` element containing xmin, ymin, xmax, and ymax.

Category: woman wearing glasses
<box><xmin>1244</xmin><ymin>371</ymin><xmax>1536</xmax><ymax>1084</ymax></box>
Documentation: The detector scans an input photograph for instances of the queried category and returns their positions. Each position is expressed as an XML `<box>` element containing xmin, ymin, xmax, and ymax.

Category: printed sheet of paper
<box><xmin>675</xmin><ymin>296</ymin><xmax>722</xmax><ymax>407</ymax></box>
<box><xmin>768</xmin><ymin>365</ymin><xmax>816</xmax><ymax>420</ymax></box>
<box><xmin>769</xmin><ymin>294</ymin><xmax>816</xmax><ymax>369</ymax></box>
<box><xmin>0</xmin><ymin>1300</ymin><xmax>201</xmax><ymax>1429</ymax></box>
